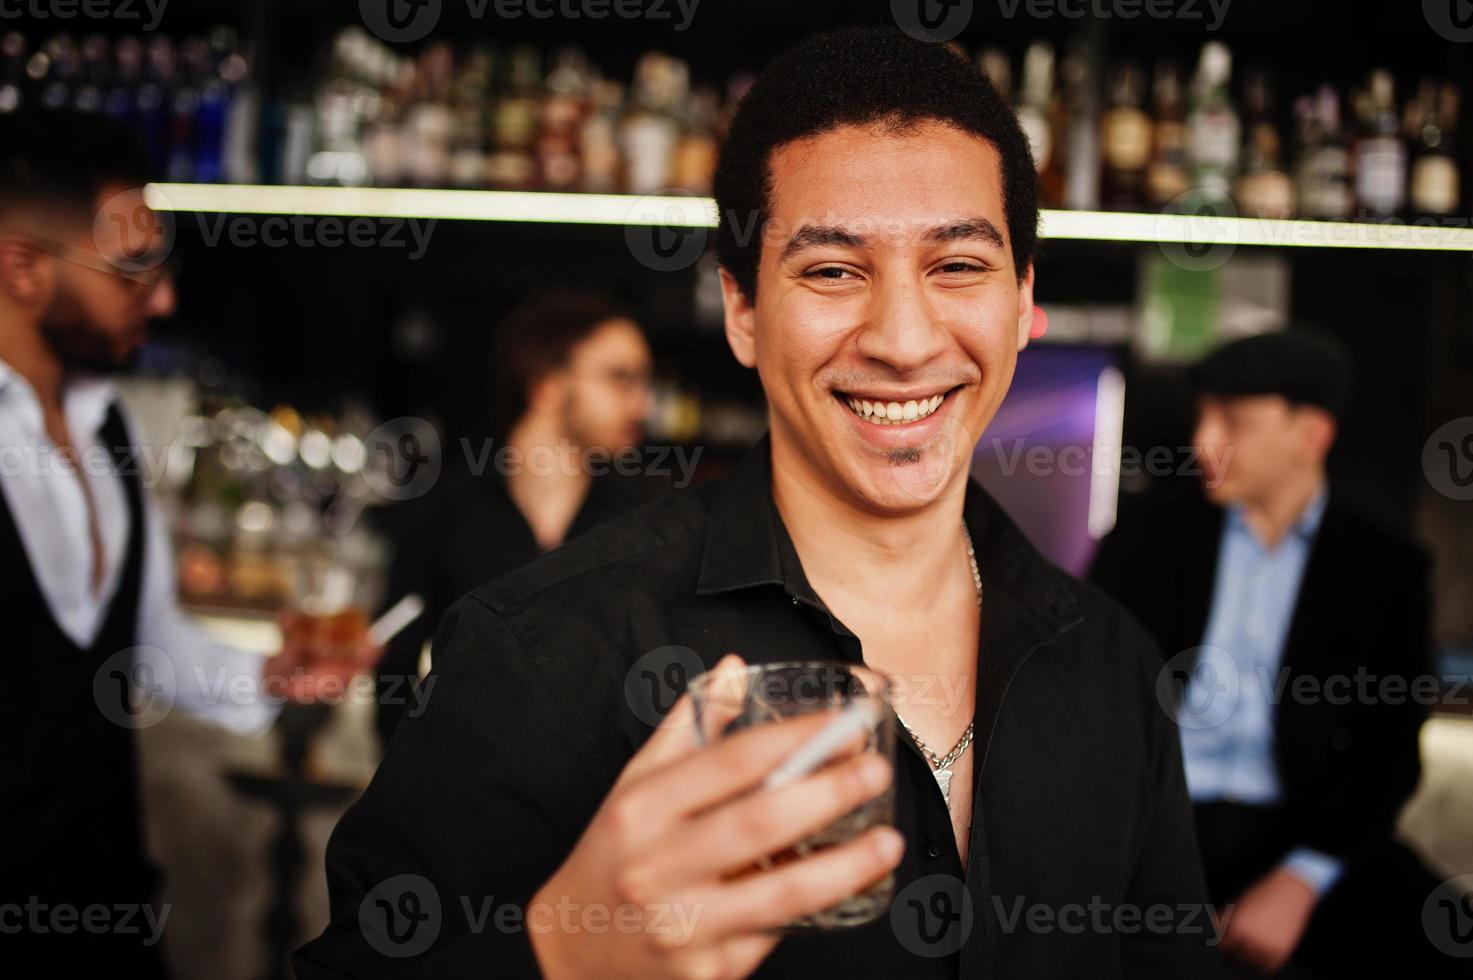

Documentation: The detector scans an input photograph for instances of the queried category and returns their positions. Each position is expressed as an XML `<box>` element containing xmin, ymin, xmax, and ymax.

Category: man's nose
<box><xmin>854</xmin><ymin>273</ymin><xmax>948</xmax><ymax>372</ymax></box>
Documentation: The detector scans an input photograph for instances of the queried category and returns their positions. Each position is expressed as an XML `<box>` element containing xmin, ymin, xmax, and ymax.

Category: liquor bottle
<box><xmin>1294</xmin><ymin>86</ymin><xmax>1353</xmax><ymax>220</ymax></box>
<box><xmin>1185</xmin><ymin>41</ymin><xmax>1239</xmax><ymax>211</ymax></box>
<box><xmin>1015</xmin><ymin>42</ymin><xmax>1062</xmax><ymax>207</ymax></box>
<box><xmin>1060</xmin><ymin>37</ymin><xmax>1100</xmax><ymax>211</ymax></box>
<box><xmin>579</xmin><ymin>78</ymin><xmax>624</xmax><ymax>193</ymax></box>
<box><xmin>1233</xmin><ymin>68</ymin><xmax>1293</xmax><ymax>219</ymax></box>
<box><xmin>977</xmin><ymin>46</ymin><xmax>1011</xmax><ymax>102</ymax></box>
<box><xmin>106</xmin><ymin>35</ymin><xmax>143</xmax><ymax>120</ymax></box>
<box><xmin>537</xmin><ymin>47</ymin><xmax>589</xmax><ymax>191</ymax></box>
<box><xmin>135</xmin><ymin>36</ymin><xmax>171</xmax><ymax>175</ymax></box>
<box><xmin>192</xmin><ymin>34</ymin><xmax>230</xmax><ymax>184</ymax></box>
<box><xmin>40</xmin><ymin>36</ymin><xmax>79</xmax><ymax>111</ymax></box>
<box><xmin>363</xmin><ymin>46</ymin><xmax>410</xmax><ymax>187</ymax></box>
<box><xmin>1353</xmin><ymin>69</ymin><xmax>1406</xmax><ymax>219</ymax></box>
<box><xmin>1099</xmin><ymin>62</ymin><xmax>1152</xmax><ymax>212</ymax></box>
<box><xmin>74</xmin><ymin>34</ymin><xmax>107</xmax><ymax>113</ymax></box>
<box><xmin>405</xmin><ymin>43</ymin><xmax>454</xmax><ymax>188</ymax></box>
<box><xmin>620</xmin><ymin>52</ymin><xmax>682</xmax><ymax>196</ymax></box>
<box><xmin>164</xmin><ymin>39</ymin><xmax>198</xmax><ymax>182</ymax></box>
<box><xmin>1145</xmin><ymin>61</ymin><xmax>1191</xmax><ymax>209</ymax></box>
<box><xmin>1407</xmin><ymin>81</ymin><xmax>1459</xmax><ymax>219</ymax></box>
<box><xmin>0</xmin><ymin>33</ymin><xmax>24</xmax><ymax>114</ymax></box>
<box><xmin>448</xmin><ymin>47</ymin><xmax>493</xmax><ymax>188</ymax></box>
<box><xmin>486</xmin><ymin>45</ymin><xmax>540</xmax><ymax>190</ymax></box>
<box><xmin>672</xmin><ymin>85</ymin><xmax>720</xmax><ymax>195</ymax></box>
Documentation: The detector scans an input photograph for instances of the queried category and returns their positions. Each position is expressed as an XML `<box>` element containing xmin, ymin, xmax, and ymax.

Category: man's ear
<box><xmin>525</xmin><ymin>369</ymin><xmax>569</xmax><ymax>417</ymax></box>
<box><xmin>1015</xmin><ymin>262</ymin><xmax>1037</xmax><ymax>352</ymax></box>
<box><xmin>0</xmin><ymin>235</ymin><xmax>51</xmax><ymax>308</ymax></box>
<box><xmin>718</xmin><ymin>265</ymin><xmax>757</xmax><ymax>369</ymax></box>
<box><xmin>1300</xmin><ymin>407</ymin><xmax>1338</xmax><ymax>461</ymax></box>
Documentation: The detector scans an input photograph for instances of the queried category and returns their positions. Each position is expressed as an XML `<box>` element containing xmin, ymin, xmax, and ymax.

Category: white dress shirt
<box><xmin>0</xmin><ymin>356</ymin><xmax>280</xmax><ymax>736</ymax></box>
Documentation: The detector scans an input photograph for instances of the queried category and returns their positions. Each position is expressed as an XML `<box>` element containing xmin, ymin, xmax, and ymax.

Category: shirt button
<box><xmin>926</xmin><ymin>841</ymin><xmax>944</xmax><ymax>860</ymax></box>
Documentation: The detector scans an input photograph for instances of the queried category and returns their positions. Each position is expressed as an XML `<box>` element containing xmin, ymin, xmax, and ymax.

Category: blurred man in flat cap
<box><xmin>1091</xmin><ymin>329</ymin><xmax>1459</xmax><ymax>977</ymax></box>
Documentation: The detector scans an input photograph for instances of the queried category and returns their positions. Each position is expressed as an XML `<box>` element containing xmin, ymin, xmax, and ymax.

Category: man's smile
<box><xmin>832</xmin><ymin>384</ymin><xmax>963</xmax><ymax>426</ymax></box>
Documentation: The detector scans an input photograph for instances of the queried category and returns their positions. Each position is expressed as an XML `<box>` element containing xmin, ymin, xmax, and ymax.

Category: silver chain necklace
<box><xmin>895</xmin><ymin>519</ymin><xmax>981</xmax><ymax>808</ymax></box>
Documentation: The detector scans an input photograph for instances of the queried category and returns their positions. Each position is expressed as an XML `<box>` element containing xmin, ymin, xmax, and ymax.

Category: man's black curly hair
<box><xmin>713</xmin><ymin>26</ymin><xmax>1039</xmax><ymax>302</ymax></box>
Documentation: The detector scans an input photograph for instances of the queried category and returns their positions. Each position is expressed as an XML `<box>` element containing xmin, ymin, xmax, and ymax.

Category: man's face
<box><xmin>721</xmin><ymin>120</ymin><xmax>1035</xmax><ymax>514</ymax></box>
<box><xmin>1193</xmin><ymin>394</ymin><xmax>1325</xmax><ymax>505</ymax></box>
<box><xmin>561</xmin><ymin>317</ymin><xmax>653</xmax><ymax>453</ymax></box>
<box><xmin>39</xmin><ymin>184</ymin><xmax>175</xmax><ymax>372</ymax></box>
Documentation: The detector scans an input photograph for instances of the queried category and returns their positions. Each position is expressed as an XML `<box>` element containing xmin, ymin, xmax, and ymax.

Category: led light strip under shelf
<box><xmin>143</xmin><ymin>183</ymin><xmax>1473</xmax><ymax>252</ymax></box>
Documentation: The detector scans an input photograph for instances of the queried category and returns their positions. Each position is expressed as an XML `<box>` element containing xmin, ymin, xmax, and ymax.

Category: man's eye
<box><xmin>937</xmin><ymin>262</ymin><xmax>985</xmax><ymax>274</ymax></box>
<box><xmin>805</xmin><ymin>266</ymin><xmax>857</xmax><ymax>280</ymax></box>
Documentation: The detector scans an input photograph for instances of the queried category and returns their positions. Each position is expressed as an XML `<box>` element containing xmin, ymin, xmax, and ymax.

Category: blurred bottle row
<box><xmin>162</xmin><ymin>396</ymin><xmax>390</xmax><ymax>609</ymax></box>
<box><xmin>2</xmin><ymin>27</ymin><xmax>1463</xmax><ymax>221</ymax></box>
<box><xmin>983</xmin><ymin>38</ymin><xmax>1461</xmax><ymax>221</ymax></box>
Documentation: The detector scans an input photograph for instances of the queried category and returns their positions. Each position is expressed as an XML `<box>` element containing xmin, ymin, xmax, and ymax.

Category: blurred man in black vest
<box><xmin>0</xmin><ymin>110</ymin><xmax>371</xmax><ymax>976</ymax></box>
<box><xmin>373</xmin><ymin>291</ymin><xmax>669</xmax><ymax>747</ymax></box>
<box><xmin>1090</xmin><ymin>330</ymin><xmax>1462</xmax><ymax>977</ymax></box>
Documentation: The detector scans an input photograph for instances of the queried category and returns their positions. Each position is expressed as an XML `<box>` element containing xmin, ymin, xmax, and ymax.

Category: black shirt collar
<box><xmin>697</xmin><ymin>432</ymin><xmax>1082</xmax><ymax>641</ymax></box>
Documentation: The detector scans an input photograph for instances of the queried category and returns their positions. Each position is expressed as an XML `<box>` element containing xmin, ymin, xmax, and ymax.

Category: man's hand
<box><xmin>528</xmin><ymin>655</ymin><xmax>903</xmax><ymax>980</ymax></box>
<box><xmin>1219</xmin><ymin>865</ymin><xmax>1318</xmax><ymax>973</ymax></box>
<box><xmin>263</xmin><ymin>610</ymin><xmax>383</xmax><ymax>704</ymax></box>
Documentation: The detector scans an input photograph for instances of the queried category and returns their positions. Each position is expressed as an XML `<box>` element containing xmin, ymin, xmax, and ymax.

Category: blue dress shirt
<box><xmin>1180</xmin><ymin>485</ymin><xmax>1345</xmax><ymax>897</ymax></box>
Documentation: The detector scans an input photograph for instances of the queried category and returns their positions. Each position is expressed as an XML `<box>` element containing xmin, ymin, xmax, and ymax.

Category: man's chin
<box><xmin>1201</xmin><ymin>478</ymin><xmax>1237</xmax><ymax>506</ymax></box>
<box><xmin>836</xmin><ymin>441</ymin><xmax>970</xmax><ymax>513</ymax></box>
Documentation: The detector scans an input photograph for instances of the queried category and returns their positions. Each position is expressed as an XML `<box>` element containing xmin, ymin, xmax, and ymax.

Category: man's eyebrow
<box><xmin>779</xmin><ymin>217</ymin><xmax>1006</xmax><ymax>262</ymax></box>
<box><xmin>922</xmin><ymin>217</ymin><xmax>1006</xmax><ymax>248</ymax></box>
<box><xmin>779</xmin><ymin>225</ymin><xmax>868</xmax><ymax>262</ymax></box>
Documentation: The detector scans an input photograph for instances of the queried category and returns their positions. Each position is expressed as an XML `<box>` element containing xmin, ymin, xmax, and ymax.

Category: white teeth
<box><xmin>841</xmin><ymin>391</ymin><xmax>949</xmax><ymax>425</ymax></box>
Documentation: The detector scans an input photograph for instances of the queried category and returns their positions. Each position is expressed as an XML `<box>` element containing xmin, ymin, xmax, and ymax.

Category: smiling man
<box><xmin>297</xmin><ymin>27</ymin><xmax>1225</xmax><ymax>979</ymax></box>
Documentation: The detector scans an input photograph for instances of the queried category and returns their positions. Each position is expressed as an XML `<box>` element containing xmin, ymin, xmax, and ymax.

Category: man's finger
<box><xmin>623</xmin><ymin>751</ymin><xmax>892</xmax><ymax>895</ymax></box>
<box><xmin>664</xmin><ymin>824</ymin><xmax>904</xmax><ymax>943</ymax></box>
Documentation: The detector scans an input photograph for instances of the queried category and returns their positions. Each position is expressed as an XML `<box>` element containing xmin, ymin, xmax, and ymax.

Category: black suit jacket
<box><xmin>1087</xmin><ymin>493</ymin><xmax>1433</xmax><ymax>866</ymax></box>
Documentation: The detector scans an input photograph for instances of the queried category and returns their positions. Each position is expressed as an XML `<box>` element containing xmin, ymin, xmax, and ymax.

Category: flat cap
<box><xmin>1188</xmin><ymin>330</ymin><xmax>1351</xmax><ymax>418</ymax></box>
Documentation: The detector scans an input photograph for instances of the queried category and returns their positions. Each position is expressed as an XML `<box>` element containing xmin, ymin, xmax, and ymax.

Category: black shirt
<box><xmin>374</xmin><ymin>464</ymin><xmax>664</xmax><ymax>745</ymax></box>
<box><xmin>297</xmin><ymin>434</ymin><xmax>1225</xmax><ymax>979</ymax></box>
